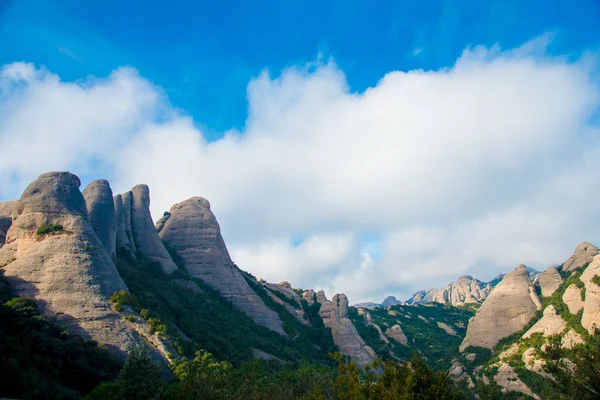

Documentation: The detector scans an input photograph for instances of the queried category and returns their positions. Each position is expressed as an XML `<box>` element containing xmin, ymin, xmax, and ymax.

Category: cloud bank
<box><xmin>0</xmin><ymin>36</ymin><xmax>599</xmax><ymax>303</ymax></box>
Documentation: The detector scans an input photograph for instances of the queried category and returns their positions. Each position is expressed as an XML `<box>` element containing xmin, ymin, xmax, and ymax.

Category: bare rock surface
<box><xmin>318</xmin><ymin>292</ymin><xmax>377</xmax><ymax>367</ymax></box>
<box><xmin>156</xmin><ymin>197</ymin><xmax>286</xmax><ymax>335</ymax></box>
<box><xmin>0</xmin><ymin>172</ymin><xmax>148</xmax><ymax>360</ymax></box>
<box><xmin>385</xmin><ymin>324</ymin><xmax>408</xmax><ymax>345</ymax></box>
<box><xmin>563</xmin><ymin>284</ymin><xmax>584</xmax><ymax>314</ymax></box>
<box><xmin>536</xmin><ymin>266</ymin><xmax>563</xmax><ymax>297</ymax></box>
<box><xmin>562</xmin><ymin>242</ymin><xmax>598</xmax><ymax>273</ymax></box>
<box><xmin>580</xmin><ymin>255</ymin><xmax>600</xmax><ymax>334</ymax></box>
<box><xmin>129</xmin><ymin>185</ymin><xmax>177</xmax><ymax>273</ymax></box>
<box><xmin>265</xmin><ymin>282</ymin><xmax>302</xmax><ymax>304</ymax></box>
<box><xmin>0</xmin><ymin>200</ymin><xmax>16</xmax><ymax>248</ymax></box>
<box><xmin>562</xmin><ymin>329</ymin><xmax>585</xmax><ymax>349</ymax></box>
<box><xmin>406</xmin><ymin>288</ymin><xmax>438</xmax><ymax>305</ymax></box>
<box><xmin>494</xmin><ymin>363</ymin><xmax>540</xmax><ymax>399</ymax></box>
<box><xmin>431</xmin><ymin>275</ymin><xmax>493</xmax><ymax>306</ymax></box>
<box><xmin>82</xmin><ymin>180</ymin><xmax>117</xmax><ymax>261</ymax></box>
<box><xmin>303</xmin><ymin>289</ymin><xmax>316</xmax><ymax>305</ymax></box>
<box><xmin>460</xmin><ymin>265</ymin><xmax>541</xmax><ymax>351</ymax></box>
<box><xmin>437</xmin><ymin>321</ymin><xmax>458</xmax><ymax>336</ymax></box>
<box><xmin>522</xmin><ymin>305</ymin><xmax>566</xmax><ymax>338</ymax></box>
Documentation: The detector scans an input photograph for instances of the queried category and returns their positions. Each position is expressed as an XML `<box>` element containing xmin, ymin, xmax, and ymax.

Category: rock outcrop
<box><xmin>522</xmin><ymin>305</ymin><xmax>566</xmax><ymax>338</ymax></box>
<box><xmin>562</xmin><ymin>242</ymin><xmax>599</xmax><ymax>273</ymax></box>
<box><xmin>385</xmin><ymin>324</ymin><xmax>409</xmax><ymax>345</ymax></box>
<box><xmin>0</xmin><ymin>200</ymin><xmax>17</xmax><ymax>248</ymax></box>
<box><xmin>536</xmin><ymin>266</ymin><xmax>562</xmax><ymax>297</ymax></box>
<box><xmin>494</xmin><ymin>363</ymin><xmax>540</xmax><ymax>400</ymax></box>
<box><xmin>156</xmin><ymin>197</ymin><xmax>286</xmax><ymax>335</ymax></box>
<box><xmin>563</xmin><ymin>284</ymin><xmax>584</xmax><ymax>314</ymax></box>
<box><xmin>113</xmin><ymin>185</ymin><xmax>177</xmax><ymax>274</ymax></box>
<box><xmin>460</xmin><ymin>265</ymin><xmax>541</xmax><ymax>351</ymax></box>
<box><xmin>82</xmin><ymin>180</ymin><xmax>117</xmax><ymax>261</ymax></box>
<box><xmin>430</xmin><ymin>275</ymin><xmax>493</xmax><ymax>306</ymax></box>
<box><xmin>303</xmin><ymin>289</ymin><xmax>316</xmax><ymax>305</ymax></box>
<box><xmin>406</xmin><ymin>288</ymin><xmax>438</xmax><ymax>305</ymax></box>
<box><xmin>580</xmin><ymin>255</ymin><xmax>600</xmax><ymax>334</ymax></box>
<box><xmin>562</xmin><ymin>329</ymin><xmax>585</xmax><ymax>349</ymax></box>
<box><xmin>437</xmin><ymin>321</ymin><xmax>458</xmax><ymax>336</ymax></box>
<box><xmin>0</xmin><ymin>172</ymin><xmax>146</xmax><ymax>359</ymax></box>
<box><xmin>317</xmin><ymin>292</ymin><xmax>376</xmax><ymax>367</ymax></box>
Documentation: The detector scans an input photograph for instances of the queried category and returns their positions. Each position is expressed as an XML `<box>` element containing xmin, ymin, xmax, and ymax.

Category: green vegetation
<box><xmin>0</xmin><ymin>257</ymin><xmax>16</xmax><ymax>268</ymax></box>
<box><xmin>0</xmin><ymin>273</ymin><xmax>121</xmax><ymax>400</ymax></box>
<box><xmin>348</xmin><ymin>302</ymin><xmax>475</xmax><ymax>369</ymax></box>
<box><xmin>592</xmin><ymin>275</ymin><xmax>600</xmax><ymax>286</ymax></box>
<box><xmin>541</xmin><ymin>334</ymin><xmax>600</xmax><ymax>399</ymax></box>
<box><xmin>114</xmin><ymin>249</ymin><xmax>335</xmax><ymax>366</ymax></box>
<box><xmin>88</xmin><ymin>347</ymin><xmax>465</xmax><ymax>400</ymax></box>
<box><xmin>36</xmin><ymin>223</ymin><xmax>64</xmax><ymax>236</ymax></box>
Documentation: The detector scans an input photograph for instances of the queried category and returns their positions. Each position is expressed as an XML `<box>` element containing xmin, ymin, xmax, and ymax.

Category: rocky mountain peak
<box><xmin>562</xmin><ymin>242</ymin><xmax>599</xmax><ymax>272</ymax></box>
<box><xmin>460</xmin><ymin>264</ymin><xmax>541</xmax><ymax>351</ymax></box>
<box><xmin>156</xmin><ymin>196</ymin><xmax>286</xmax><ymax>335</ymax></box>
<box><xmin>83</xmin><ymin>179</ymin><xmax>117</xmax><ymax>261</ymax></box>
<box><xmin>0</xmin><ymin>171</ymin><xmax>148</xmax><ymax>361</ymax></box>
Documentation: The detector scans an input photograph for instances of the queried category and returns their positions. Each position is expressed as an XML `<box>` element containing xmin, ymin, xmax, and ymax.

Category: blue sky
<box><xmin>1</xmin><ymin>1</ymin><xmax>600</xmax><ymax>302</ymax></box>
<box><xmin>2</xmin><ymin>0</ymin><xmax>598</xmax><ymax>136</ymax></box>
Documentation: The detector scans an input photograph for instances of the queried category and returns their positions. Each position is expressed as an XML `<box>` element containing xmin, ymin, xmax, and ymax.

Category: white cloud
<box><xmin>0</xmin><ymin>37</ymin><xmax>599</xmax><ymax>303</ymax></box>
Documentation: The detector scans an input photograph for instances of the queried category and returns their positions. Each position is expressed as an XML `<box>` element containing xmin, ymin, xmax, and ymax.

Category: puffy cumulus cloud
<box><xmin>0</xmin><ymin>36</ymin><xmax>599</xmax><ymax>303</ymax></box>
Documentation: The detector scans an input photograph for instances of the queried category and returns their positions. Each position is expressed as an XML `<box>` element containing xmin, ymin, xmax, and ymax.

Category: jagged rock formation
<box><xmin>264</xmin><ymin>281</ymin><xmax>302</xmax><ymax>304</ymax></box>
<box><xmin>0</xmin><ymin>172</ymin><xmax>146</xmax><ymax>359</ymax></box>
<box><xmin>385</xmin><ymin>324</ymin><xmax>408</xmax><ymax>345</ymax></box>
<box><xmin>406</xmin><ymin>275</ymin><xmax>494</xmax><ymax>306</ymax></box>
<box><xmin>431</xmin><ymin>275</ymin><xmax>493</xmax><ymax>306</ymax></box>
<box><xmin>113</xmin><ymin>185</ymin><xmax>178</xmax><ymax>274</ymax></box>
<box><xmin>317</xmin><ymin>292</ymin><xmax>376</xmax><ymax>366</ymax></box>
<box><xmin>522</xmin><ymin>305</ymin><xmax>566</xmax><ymax>338</ymax></box>
<box><xmin>580</xmin><ymin>254</ymin><xmax>600</xmax><ymax>334</ymax></box>
<box><xmin>0</xmin><ymin>200</ymin><xmax>16</xmax><ymax>248</ymax></box>
<box><xmin>303</xmin><ymin>289</ymin><xmax>316</xmax><ymax>305</ymax></box>
<box><xmin>562</xmin><ymin>242</ymin><xmax>598</xmax><ymax>272</ymax></box>
<box><xmin>82</xmin><ymin>180</ymin><xmax>117</xmax><ymax>261</ymax></box>
<box><xmin>460</xmin><ymin>265</ymin><xmax>541</xmax><ymax>351</ymax></box>
<box><xmin>536</xmin><ymin>266</ymin><xmax>562</xmax><ymax>297</ymax></box>
<box><xmin>156</xmin><ymin>197</ymin><xmax>286</xmax><ymax>335</ymax></box>
<box><xmin>363</xmin><ymin>312</ymin><xmax>389</xmax><ymax>344</ymax></box>
<box><xmin>563</xmin><ymin>284</ymin><xmax>584</xmax><ymax>314</ymax></box>
<box><xmin>406</xmin><ymin>288</ymin><xmax>438</xmax><ymax>305</ymax></box>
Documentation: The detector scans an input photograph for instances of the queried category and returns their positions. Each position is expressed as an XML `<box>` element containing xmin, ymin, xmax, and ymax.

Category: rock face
<box><xmin>0</xmin><ymin>200</ymin><xmax>16</xmax><ymax>248</ymax></box>
<box><xmin>460</xmin><ymin>265</ymin><xmax>541</xmax><ymax>351</ymax></box>
<box><xmin>536</xmin><ymin>266</ymin><xmax>562</xmax><ymax>297</ymax></box>
<box><xmin>430</xmin><ymin>275</ymin><xmax>493</xmax><ymax>306</ymax></box>
<box><xmin>156</xmin><ymin>197</ymin><xmax>286</xmax><ymax>335</ymax></box>
<box><xmin>406</xmin><ymin>275</ymin><xmax>494</xmax><ymax>306</ymax></box>
<box><xmin>317</xmin><ymin>292</ymin><xmax>376</xmax><ymax>367</ymax></box>
<box><xmin>385</xmin><ymin>324</ymin><xmax>408</xmax><ymax>345</ymax></box>
<box><xmin>562</xmin><ymin>242</ymin><xmax>599</xmax><ymax>273</ymax></box>
<box><xmin>406</xmin><ymin>288</ymin><xmax>438</xmax><ymax>305</ymax></box>
<box><xmin>580</xmin><ymin>255</ymin><xmax>600</xmax><ymax>334</ymax></box>
<box><xmin>303</xmin><ymin>289</ymin><xmax>316</xmax><ymax>305</ymax></box>
<box><xmin>114</xmin><ymin>185</ymin><xmax>177</xmax><ymax>274</ymax></box>
<box><xmin>562</xmin><ymin>329</ymin><xmax>585</xmax><ymax>349</ymax></box>
<box><xmin>0</xmin><ymin>172</ymin><xmax>145</xmax><ymax>359</ymax></box>
<box><xmin>563</xmin><ymin>284</ymin><xmax>584</xmax><ymax>314</ymax></box>
<box><xmin>522</xmin><ymin>305</ymin><xmax>566</xmax><ymax>338</ymax></box>
<box><xmin>494</xmin><ymin>363</ymin><xmax>540</xmax><ymax>400</ymax></box>
<box><xmin>82</xmin><ymin>180</ymin><xmax>117</xmax><ymax>261</ymax></box>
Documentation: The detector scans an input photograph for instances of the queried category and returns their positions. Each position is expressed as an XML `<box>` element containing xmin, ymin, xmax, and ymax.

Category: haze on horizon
<box><xmin>1</xmin><ymin>0</ymin><xmax>599</xmax><ymax>303</ymax></box>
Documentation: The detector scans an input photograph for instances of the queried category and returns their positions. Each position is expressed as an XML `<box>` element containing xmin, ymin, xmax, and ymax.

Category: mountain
<box><xmin>451</xmin><ymin>242</ymin><xmax>600</xmax><ymax>398</ymax></box>
<box><xmin>405</xmin><ymin>276</ymin><xmax>494</xmax><ymax>307</ymax></box>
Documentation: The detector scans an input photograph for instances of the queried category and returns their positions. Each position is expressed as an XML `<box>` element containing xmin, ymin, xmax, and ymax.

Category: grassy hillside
<box><xmin>114</xmin><ymin>250</ymin><xmax>336</xmax><ymax>366</ymax></box>
<box><xmin>349</xmin><ymin>303</ymin><xmax>475</xmax><ymax>370</ymax></box>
